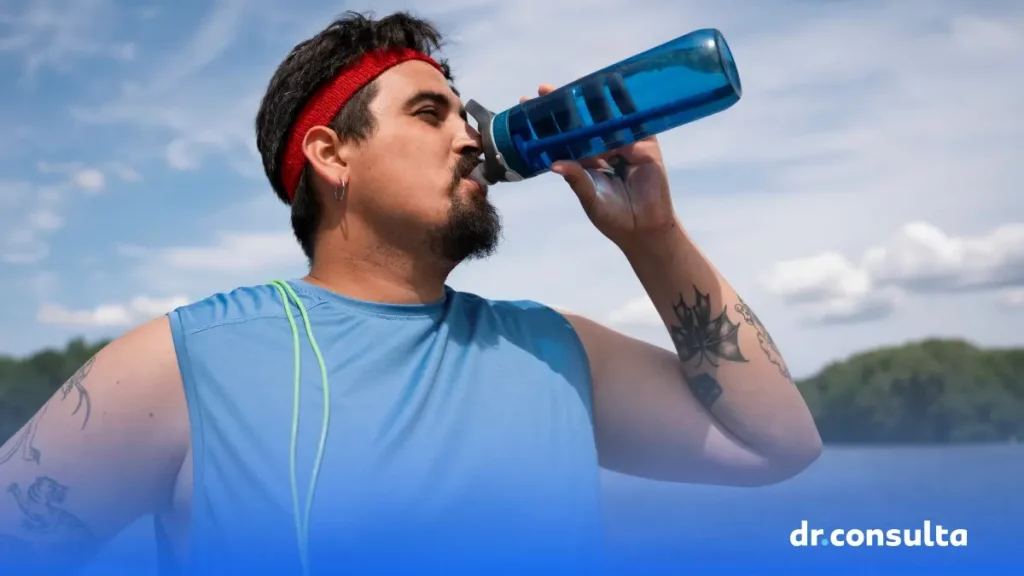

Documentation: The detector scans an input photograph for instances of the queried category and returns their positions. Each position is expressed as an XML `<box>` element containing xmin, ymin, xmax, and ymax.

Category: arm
<box><xmin>0</xmin><ymin>317</ymin><xmax>188</xmax><ymax>572</ymax></box>
<box><xmin>521</xmin><ymin>77</ymin><xmax>820</xmax><ymax>487</ymax></box>
<box><xmin>560</xmin><ymin>224</ymin><xmax>821</xmax><ymax>487</ymax></box>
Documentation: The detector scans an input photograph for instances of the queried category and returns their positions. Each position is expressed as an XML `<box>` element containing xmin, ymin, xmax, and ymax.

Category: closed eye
<box><xmin>404</xmin><ymin>90</ymin><xmax>457</xmax><ymax>125</ymax></box>
<box><xmin>414</xmin><ymin>107</ymin><xmax>442</xmax><ymax>124</ymax></box>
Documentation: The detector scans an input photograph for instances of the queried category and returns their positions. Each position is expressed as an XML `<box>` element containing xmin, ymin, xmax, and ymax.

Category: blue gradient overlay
<box><xmin>6</xmin><ymin>444</ymin><xmax>1021</xmax><ymax>575</ymax></box>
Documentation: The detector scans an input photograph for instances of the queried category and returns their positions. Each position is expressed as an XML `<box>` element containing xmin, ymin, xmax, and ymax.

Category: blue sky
<box><xmin>1</xmin><ymin>0</ymin><xmax>1022</xmax><ymax>377</ymax></box>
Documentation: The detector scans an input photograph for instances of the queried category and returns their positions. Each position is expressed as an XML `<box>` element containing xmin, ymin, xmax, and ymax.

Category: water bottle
<box><xmin>466</xmin><ymin>28</ymin><xmax>741</xmax><ymax>186</ymax></box>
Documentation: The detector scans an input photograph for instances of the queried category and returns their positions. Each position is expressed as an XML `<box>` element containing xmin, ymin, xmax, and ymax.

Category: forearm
<box><xmin>619</xmin><ymin>220</ymin><xmax>820</xmax><ymax>462</ymax></box>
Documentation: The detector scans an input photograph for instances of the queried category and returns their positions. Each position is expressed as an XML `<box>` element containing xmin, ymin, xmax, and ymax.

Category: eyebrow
<box><xmin>403</xmin><ymin>90</ymin><xmax>468</xmax><ymax>122</ymax></box>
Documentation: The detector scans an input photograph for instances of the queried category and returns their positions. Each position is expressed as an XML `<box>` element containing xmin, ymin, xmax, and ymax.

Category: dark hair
<box><xmin>254</xmin><ymin>11</ymin><xmax>455</xmax><ymax>262</ymax></box>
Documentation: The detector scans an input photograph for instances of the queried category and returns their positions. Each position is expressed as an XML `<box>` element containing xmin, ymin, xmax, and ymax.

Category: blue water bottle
<box><xmin>466</xmin><ymin>28</ymin><xmax>741</xmax><ymax>186</ymax></box>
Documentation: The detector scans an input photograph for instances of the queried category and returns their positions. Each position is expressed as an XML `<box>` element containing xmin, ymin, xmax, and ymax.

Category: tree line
<box><xmin>1</xmin><ymin>336</ymin><xmax>1021</xmax><ymax>445</ymax></box>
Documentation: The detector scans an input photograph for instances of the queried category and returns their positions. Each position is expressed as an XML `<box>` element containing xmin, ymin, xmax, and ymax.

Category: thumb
<box><xmin>551</xmin><ymin>160</ymin><xmax>598</xmax><ymax>214</ymax></box>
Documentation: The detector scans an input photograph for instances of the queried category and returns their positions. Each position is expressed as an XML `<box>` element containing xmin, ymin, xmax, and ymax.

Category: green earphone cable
<box><xmin>269</xmin><ymin>280</ymin><xmax>332</xmax><ymax>576</ymax></box>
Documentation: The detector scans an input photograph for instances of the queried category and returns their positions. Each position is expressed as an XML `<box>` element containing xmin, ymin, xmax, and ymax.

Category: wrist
<box><xmin>616</xmin><ymin>218</ymin><xmax>692</xmax><ymax>266</ymax></box>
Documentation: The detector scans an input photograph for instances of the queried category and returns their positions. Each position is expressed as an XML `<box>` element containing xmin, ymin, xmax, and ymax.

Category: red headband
<box><xmin>279</xmin><ymin>47</ymin><xmax>443</xmax><ymax>202</ymax></box>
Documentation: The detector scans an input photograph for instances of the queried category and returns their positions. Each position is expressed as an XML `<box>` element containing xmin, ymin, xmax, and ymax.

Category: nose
<box><xmin>455</xmin><ymin>117</ymin><xmax>483</xmax><ymax>159</ymax></box>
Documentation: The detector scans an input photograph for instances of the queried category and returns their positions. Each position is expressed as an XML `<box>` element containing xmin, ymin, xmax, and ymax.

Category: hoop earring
<box><xmin>334</xmin><ymin>180</ymin><xmax>347</xmax><ymax>202</ymax></box>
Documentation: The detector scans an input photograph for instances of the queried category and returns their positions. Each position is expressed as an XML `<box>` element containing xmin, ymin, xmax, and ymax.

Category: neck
<box><xmin>305</xmin><ymin>233</ymin><xmax>453</xmax><ymax>305</ymax></box>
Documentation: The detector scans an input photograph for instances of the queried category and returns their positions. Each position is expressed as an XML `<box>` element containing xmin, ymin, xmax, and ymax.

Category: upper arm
<box><xmin>557</xmin><ymin>310</ymin><xmax>780</xmax><ymax>486</ymax></box>
<box><xmin>0</xmin><ymin>316</ymin><xmax>189</xmax><ymax>571</ymax></box>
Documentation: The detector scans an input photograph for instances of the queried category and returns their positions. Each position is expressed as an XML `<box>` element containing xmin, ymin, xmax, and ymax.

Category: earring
<box><xmin>334</xmin><ymin>180</ymin><xmax>347</xmax><ymax>202</ymax></box>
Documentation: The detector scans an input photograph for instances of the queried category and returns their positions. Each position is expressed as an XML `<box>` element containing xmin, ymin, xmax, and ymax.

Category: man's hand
<box><xmin>520</xmin><ymin>84</ymin><xmax>678</xmax><ymax>246</ymax></box>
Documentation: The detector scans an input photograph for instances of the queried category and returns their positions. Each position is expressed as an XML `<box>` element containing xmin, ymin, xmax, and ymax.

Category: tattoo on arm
<box><xmin>0</xmin><ymin>356</ymin><xmax>95</xmax><ymax>467</ymax></box>
<box><xmin>59</xmin><ymin>356</ymin><xmax>95</xmax><ymax>430</ymax></box>
<box><xmin>667</xmin><ymin>287</ymin><xmax>746</xmax><ymax>409</ymax></box>
<box><xmin>687</xmin><ymin>373</ymin><xmax>724</xmax><ymax>409</ymax></box>
<box><xmin>669</xmin><ymin>287</ymin><xmax>748</xmax><ymax>368</ymax></box>
<box><xmin>734</xmin><ymin>298</ymin><xmax>793</xmax><ymax>382</ymax></box>
<box><xmin>0</xmin><ymin>477</ymin><xmax>99</xmax><ymax>564</ymax></box>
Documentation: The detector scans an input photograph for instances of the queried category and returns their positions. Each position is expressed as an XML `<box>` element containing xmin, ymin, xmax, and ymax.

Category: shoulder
<box><xmin>88</xmin><ymin>282</ymin><xmax>299</xmax><ymax>388</ymax></box>
<box><xmin>168</xmin><ymin>280</ymin><xmax>322</xmax><ymax>337</ymax></box>
<box><xmin>452</xmin><ymin>289</ymin><xmax>650</xmax><ymax>377</ymax></box>
<box><xmin>447</xmin><ymin>288</ymin><xmax>591</xmax><ymax>369</ymax></box>
<box><xmin>449</xmin><ymin>288</ymin><xmax>579</xmax><ymax>334</ymax></box>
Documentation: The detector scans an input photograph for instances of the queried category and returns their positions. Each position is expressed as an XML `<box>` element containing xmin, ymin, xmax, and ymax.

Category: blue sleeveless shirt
<box><xmin>166</xmin><ymin>279</ymin><xmax>605</xmax><ymax>574</ymax></box>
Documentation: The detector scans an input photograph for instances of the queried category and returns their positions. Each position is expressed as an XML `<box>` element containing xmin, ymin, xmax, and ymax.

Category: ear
<box><xmin>301</xmin><ymin>126</ymin><xmax>349</xmax><ymax>188</ymax></box>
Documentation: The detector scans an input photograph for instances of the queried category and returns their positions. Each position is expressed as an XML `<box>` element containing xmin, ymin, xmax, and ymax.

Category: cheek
<box><xmin>360</xmin><ymin>130</ymin><xmax>453</xmax><ymax>194</ymax></box>
<box><xmin>348</xmin><ymin>133</ymin><xmax>455</xmax><ymax>221</ymax></box>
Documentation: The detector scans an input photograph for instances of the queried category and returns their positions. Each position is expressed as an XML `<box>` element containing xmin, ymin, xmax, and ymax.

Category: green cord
<box><xmin>269</xmin><ymin>280</ymin><xmax>332</xmax><ymax>576</ymax></box>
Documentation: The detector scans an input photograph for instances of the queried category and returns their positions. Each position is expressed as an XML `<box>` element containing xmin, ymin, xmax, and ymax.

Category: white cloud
<box><xmin>35</xmin><ymin>161</ymin><xmax>109</xmax><ymax>192</ymax></box>
<box><xmin>863</xmin><ymin>222</ymin><xmax>1024</xmax><ymax>292</ymax></box>
<box><xmin>763</xmin><ymin>221</ymin><xmax>1024</xmax><ymax>325</ymax></box>
<box><xmin>765</xmin><ymin>252</ymin><xmax>872</xmax><ymax>306</ymax></box>
<box><xmin>119</xmin><ymin>227</ymin><xmax>306</xmax><ymax>298</ymax></box>
<box><xmin>0</xmin><ymin>161</ymin><xmax>115</xmax><ymax>263</ymax></box>
<box><xmin>69</xmin><ymin>0</ymin><xmax>257</xmax><ymax>174</ymax></box>
<box><xmin>73</xmin><ymin>168</ymin><xmax>105</xmax><ymax>192</ymax></box>
<box><xmin>37</xmin><ymin>295</ymin><xmax>189</xmax><ymax>327</ymax></box>
<box><xmin>106</xmin><ymin>162</ymin><xmax>142</xmax><ymax>182</ymax></box>
<box><xmin>2</xmin><ymin>242</ymin><xmax>48</xmax><ymax>264</ymax></box>
<box><xmin>165</xmin><ymin>138</ymin><xmax>198</xmax><ymax>170</ymax></box>
<box><xmin>999</xmin><ymin>289</ymin><xmax>1024</xmax><ymax>308</ymax></box>
<box><xmin>154</xmin><ymin>231</ymin><xmax>301</xmax><ymax>273</ymax></box>
<box><xmin>0</xmin><ymin>0</ymin><xmax>135</xmax><ymax>80</ymax></box>
<box><xmin>28</xmin><ymin>208</ymin><xmax>63</xmax><ymax>231</ymax></box>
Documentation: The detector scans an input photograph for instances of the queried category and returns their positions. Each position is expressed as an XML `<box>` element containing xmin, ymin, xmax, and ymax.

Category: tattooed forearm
<box><xmin>667</xmin><ymin>286</ymin><xmax>748</xmax><ymax>409</ymax></box>
<box><xmin>734</xmin><ymin>298</ymin><xmax>792</xmax><ymax>382</ymax></box>
<box><xmin>0</xmin><ymin>477</ymin><xmax>99</xmax><ymax>567</ymax></box>
<box><xmin>0</xmin><ymin>356</ymin><xmax>95</xmax><ymax>468</ymax></box>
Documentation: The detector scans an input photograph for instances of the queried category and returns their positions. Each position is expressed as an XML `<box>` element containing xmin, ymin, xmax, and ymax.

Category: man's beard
<box><xmin>427</xmin><ymin>152</ymin><xmax>502</xmax><ymax>264</ymax></box>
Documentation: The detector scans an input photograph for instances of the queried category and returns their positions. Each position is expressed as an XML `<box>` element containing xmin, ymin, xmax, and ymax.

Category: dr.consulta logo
<box><xmin>791</xmin><ymin>521</ymin><xmax>968</xmax><ymax>547</ymax></box>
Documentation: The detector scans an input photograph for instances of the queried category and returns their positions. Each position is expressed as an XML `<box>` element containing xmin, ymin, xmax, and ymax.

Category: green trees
<box><xmin>1</xmin><ymin>337</ymin><xmax>1021</xmax><ymax>445</ymax></box>
<box><xmin>797</xmin><ymin>339</ymin><xmax>1023</xmax><ymax>444</ymax></box>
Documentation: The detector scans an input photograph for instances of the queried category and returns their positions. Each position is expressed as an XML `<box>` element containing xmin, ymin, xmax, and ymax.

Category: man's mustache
<box><xmin>450</xmin><ymin>152</ymin><xmax>484</xmax><ymax>191</ymax></box>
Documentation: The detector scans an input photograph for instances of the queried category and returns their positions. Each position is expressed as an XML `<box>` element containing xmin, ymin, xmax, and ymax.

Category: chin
<box><xmin>428</xmin><ymin>192</ymin><xmax>502</xmax><ymax>263</ymax></box>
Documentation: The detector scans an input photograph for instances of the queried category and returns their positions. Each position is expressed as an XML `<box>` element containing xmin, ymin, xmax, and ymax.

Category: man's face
<box><xmin>343</xmin><ymin>60</ymin><xmax>501</xmax><ymax>264</ymax></box>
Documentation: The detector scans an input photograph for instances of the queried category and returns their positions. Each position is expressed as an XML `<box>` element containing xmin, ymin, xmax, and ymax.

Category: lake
<box><xmin>88</xmin><ymin>444</ymin><xmax>1023</xmax><ymax>574</ymax></box>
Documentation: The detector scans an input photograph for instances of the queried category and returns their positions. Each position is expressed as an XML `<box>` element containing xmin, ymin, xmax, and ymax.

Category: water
<box><xmin>88</xmin><ymin>444</ymin><xmax>1022</xmax><ymax>574</ymax></box>
<box><xmin>491</xmin><ymin>28</ymin><xmax>742</xmax><ymax>179</ymax></box>
<box><xmin>601</xmin><ymin>443</ymin><xmax>1023</xmax><ymax>573</ymax></box>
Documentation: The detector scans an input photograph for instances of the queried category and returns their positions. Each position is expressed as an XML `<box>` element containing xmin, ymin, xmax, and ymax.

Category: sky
<box><xmin>0</xmin><ymin>0</ymin><xmax>1022</xmax><ymax>378</ymax></box>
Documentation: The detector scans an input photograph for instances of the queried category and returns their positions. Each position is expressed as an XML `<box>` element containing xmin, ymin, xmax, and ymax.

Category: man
<box><xmin>0</xmin><ymin>11</ymin><xmax>820</xmax><ymax>575</ymax></box>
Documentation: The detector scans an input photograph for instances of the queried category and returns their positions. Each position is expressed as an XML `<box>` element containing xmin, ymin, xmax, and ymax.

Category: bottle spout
<box><xmin>465</xmin><ymin>98</ymin><xmax>524</xmax><ymax>185</ymax></box>
<box><xmin>467</xmin><ymin>163</ymin><xmax>490</xmax><ymax>189</ymax></box>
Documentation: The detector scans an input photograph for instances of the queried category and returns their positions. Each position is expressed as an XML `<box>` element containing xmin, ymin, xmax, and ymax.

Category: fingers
<box><xmin>580</xmin><ymin>156</ymin><xmax>612</xmax><ymax>171</ymax></box>
<box><xmin>520</xmin><ymin>84</ymin><xmax>558</xmax><ymax>103</ymax></box>
<box><xmin>594</xmin><ymin>140</ymin><xmax>661</xmax><ymax>166</ymax></box>
<box><xmin>551</xmin><ymin>160</ymin><xmax>598</xmax><ymax>214</ymax></box>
